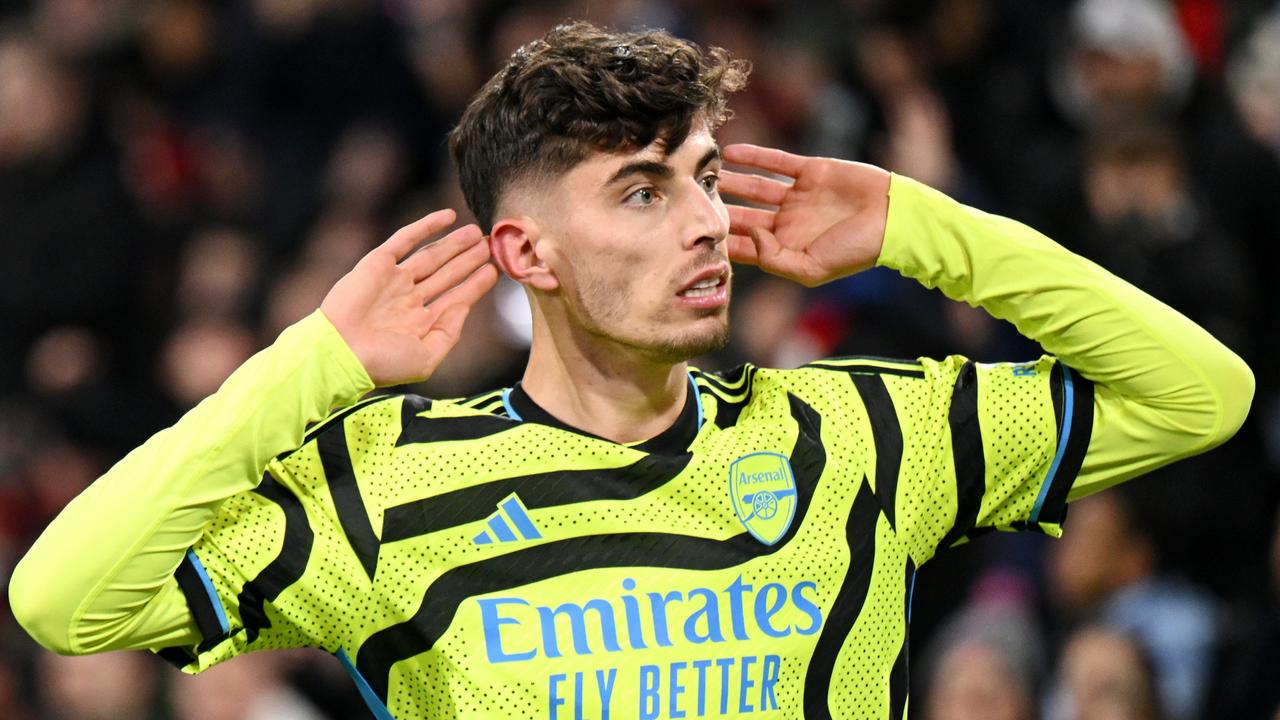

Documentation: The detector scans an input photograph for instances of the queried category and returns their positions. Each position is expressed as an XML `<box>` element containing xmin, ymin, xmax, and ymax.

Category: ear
<box><xmin>490</xmin><ymin>215</ymin><xmax>560</xmax><ymax>292</ymax></box>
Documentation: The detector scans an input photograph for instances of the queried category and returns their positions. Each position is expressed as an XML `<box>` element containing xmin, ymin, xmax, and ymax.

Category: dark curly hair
<box><xmin>449</xmin><ymin>21</ymin><xmax>750</xmax><ymax>229</ymax></box>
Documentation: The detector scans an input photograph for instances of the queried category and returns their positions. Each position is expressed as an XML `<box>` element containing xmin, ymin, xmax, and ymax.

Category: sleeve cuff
<box><xmin>301</xmin><ymin>310</ymin><xmax>376</xmax><ymax>405</ymax></box>
<box><xmin>1029</xmin><ymin>363</ymin><xmax>1095</xmax><ymax>527</ymax></box>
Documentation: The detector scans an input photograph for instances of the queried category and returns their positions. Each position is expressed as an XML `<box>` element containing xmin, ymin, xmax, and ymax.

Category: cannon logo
<box><xmin>729</xmin><ymin>452</ymin><xmax>797</xmax><ymax>546</ymax></box>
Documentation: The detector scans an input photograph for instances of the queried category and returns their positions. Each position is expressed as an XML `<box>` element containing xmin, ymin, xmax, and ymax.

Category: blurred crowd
<box><xmin>1</xmin><ymin>0</ymin><xmax>1279</xmax><ymax>718</ymax></box>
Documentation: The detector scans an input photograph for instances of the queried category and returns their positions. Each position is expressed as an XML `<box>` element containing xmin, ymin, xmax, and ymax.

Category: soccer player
<box><xmin>10</xmin><ymin>22</ymin><xmax>1253</xmax><ymax>720</ymax></box>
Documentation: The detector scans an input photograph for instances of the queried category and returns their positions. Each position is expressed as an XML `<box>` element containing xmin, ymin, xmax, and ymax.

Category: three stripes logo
<box><xmin>472</xmin><ymin>493</ymin><xmax>543</xmax><ymax>545</ymax></box>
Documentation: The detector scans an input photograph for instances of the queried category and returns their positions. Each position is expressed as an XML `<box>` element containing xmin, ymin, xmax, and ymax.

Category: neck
<box><xmin>521</xmin><ymin>309</ymin><xmax>689</xmax><ymax>445</ymax></box>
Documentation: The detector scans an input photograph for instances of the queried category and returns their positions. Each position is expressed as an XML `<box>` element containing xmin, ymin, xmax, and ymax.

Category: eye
<box><xmin>624</xmin><ymin>187</ymin><xmax>658</xmax><ymax>206</ymax></box>
<box><xmin>700</xmin><ymin>173</ymin><xmax>720</xmax><ymax>194</ymax></box>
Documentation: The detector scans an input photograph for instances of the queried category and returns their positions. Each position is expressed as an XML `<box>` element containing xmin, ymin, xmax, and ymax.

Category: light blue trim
<box><xmin>473</xmin><ymin>530</ymin><xmax>493</xmax><ymax>544</ymax></box>
<box><xmin>1030</xmin><ymin>365</ymin><xmax>1074</xmax><ymax>523</ymax></box>
<box><xmin>500</xmin><ymin>495</ymin><xmax>543</xmax><ymax>539</ymax></box>
<box><xmin>906</xmin><ymin>572</ymin><xmax>918</xmax><ymax>623</ymax></box>
<box><xmin>486</xmin><ymin>514</ymin><xmax>517</xmax><ymax>542</ymax></box>
<box><xmin>336</xmin><ymin>649</ymin><xmax>396</xmax><ymax>720</ymax></box>
<box><xmin>185</xmin><ymin>549</ymin><xmax>230</xmax><ymax>636</ymax></box>
<box><xmin>502</xmin><ymin>388</ymin><xmax>522</xmax><ymax>421</ymax></box>
<box><xmin>728</xmin><ymin>452</ymin><xmax>797</xmax><ymax>546</ymax></box>
<box><xmin>687</xmin><ymin>373</ymin><xmax>704</xmax><ymax>430</ymax></box>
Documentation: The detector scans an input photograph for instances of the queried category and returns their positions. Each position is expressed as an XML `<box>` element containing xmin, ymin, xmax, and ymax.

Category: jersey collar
<box><xmin>505</xmin><ymin>374</ymin><xmax>703</xmax><ymax>455</ymax></box>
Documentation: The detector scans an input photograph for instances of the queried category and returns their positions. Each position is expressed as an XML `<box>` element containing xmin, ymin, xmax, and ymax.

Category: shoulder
<box><xmin>692</xmin><ymin>356</ymin><xmax>929</xmax><ymax>399</ymax></box>
<box><xmin>282</xmin><ymin>387</ymin><xmax>515</xmax><ymax>462</ymax></box>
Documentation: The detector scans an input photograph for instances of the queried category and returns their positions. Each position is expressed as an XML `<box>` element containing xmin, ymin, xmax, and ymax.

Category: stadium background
<box><xmin>1</xmin><ymin>0</ymin><xmax>1278</xmax><ymax>718</ymax></box>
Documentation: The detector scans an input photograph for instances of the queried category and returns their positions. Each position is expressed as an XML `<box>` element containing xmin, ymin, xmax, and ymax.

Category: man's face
<box><xmin>536</xmin><ymin>124</ymin><xmax>732</xmax><ymax>362</ymax></box>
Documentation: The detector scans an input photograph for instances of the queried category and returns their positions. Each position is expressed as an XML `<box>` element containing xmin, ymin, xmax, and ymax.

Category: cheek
<box><xmin>572</xmin><ymin>240</ymin><xmax>655</xmax><ymax>290</ymax></box>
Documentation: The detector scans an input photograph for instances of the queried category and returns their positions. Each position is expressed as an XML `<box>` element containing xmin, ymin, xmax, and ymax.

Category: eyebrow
<box><xmin>604</xmin><ymin>146</ymin><xmax>721</xmax><ymax>187</ymax></box>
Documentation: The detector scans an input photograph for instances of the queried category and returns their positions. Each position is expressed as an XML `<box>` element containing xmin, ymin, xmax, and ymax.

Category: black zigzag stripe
<box><xmin>697</xmin><ymin>364</ymin><xmax>754</xmax><ymax>394</ymax></box>
<box><xmin>282</xmin><ymin>394</ymin><xmax>389</xmax><ymax>460</ymax></box>
<box><xmin>381</xmin><ymin>453</ymin><xmax>692</xmax><ymax>543</ymax></box>
<box><xmin>696</xmin><ymin>366</ymin><xmax>757</xmax><ymax>429</ymax></box>
<box><xmin>318</xmin><ymin>424</ymin><xmax>381</xmax><ymax>579</ymax></box>
<box><xmin>356</xmin><ymin>394</ymin><xmax>827</xmax><ymax>702</ymax></box>
<box><xmin>173</xmin><ymin>553</ymin><xmax>228</xmax><ymax>651</ymax></box>
<box><xmin>803</xmin><ymin>477</ymin><xmax>881</xmax><ymax>718</ymax></box>
<box><xmin>888</xmin><ymin>559</ymin><xmax>916</xmax><ymax>720</ymax></box>
<box><xmin>398</xmin><ymin>395</ymin><xmax>432</xmax><ymax>439</ymax></box>
<box><xmin>850</xmin><ymin>374</ymin><xmax>904</xmax><ymax>530</ymax></box>
<box><xmin>238</xmin><ymin>472</ymin><xmax>315</xmax><ymax>644</ymax></box>
<box><xmin>1036</xmin><ymin>364</ymin><xmax>1095</xmax><ymax>526</ymax></box>
<box><xmin>396</xmin><ymin>403</ymin><xmax>520</xmax><ymax>445</ymax></box>
<box><xmin>939</xmin><ymin>361</ymin><xmax>984</xmax><ymax>551</ymax></box>
<box><xmin>806</xmin><ymin>363</ymin><xmax>925</xmax><ymax>379</ymax></box>
<box><xmin>817</xmin><ymin>353</ymin><xmax>925</xmax><ymax>366</ymax></box>
<box><xmin>155</xmin><ymin>646</ymin><xmax>196</xmax><ymax>669</ymax></box>
<box><xmin>474</xmin><ymin>400</ymin><xmax>506</xmax><ymax>416</ymax></box>
<box><xmin>458</xmin><ymin>389</ymin><xmax>503</xmax><ymax>409</ymax></box>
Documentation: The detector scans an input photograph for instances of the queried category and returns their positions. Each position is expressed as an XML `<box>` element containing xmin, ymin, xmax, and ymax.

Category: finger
<box><xmin>414</xmin><ymin>241</ymin><xmax>492</xmax><ymax>305</ymax></box>
<box><xmin>746</xmin><ymin>226</ymin><xmax>804</xmax><ymax>279</ymax></box>
<box><xmin>381</xmin><ymin>208</ymin><xmax>458</xmax><ymax>261</ymax></box>
<box><xmin>727</xmin><ymin>204</ymin><xmax>776</xmax><ymax>236</ymax></box>
<box><xmin>723</xmin><ymin>144</ymin><xmax>808</xmax><ymax>178</ymax></box>
<box><xmin>417</xmin><ymin>303</ymin><xmax>473</xmax><ymax>377</ymax></box>
<box><xmin>403</xmin><ymin>223</ymin><xmax>485</xmax><ymax>283</ymax></box>
<box><xmin>748</xmin><ymin>227</ymin><xmax>822</xmax><ymax>285</ymax></box>
<box><xmin>727</xmin><ymin>234</ymin><xmax>759</xmax><ymax>265</ymax></box>
<box><xmin>747</xmin><ymin>226</ymin><xmax>784</xmax><ymax>266</ymax></box>
<box><xmin>720</xmin><ymin>170</ymin><xmax>791</xmax><ymax>206</ymax></box>
<box><xmin>424</xmin><ymin>262</ymin><xmax>500</xmax><ymax>320</ymax></box>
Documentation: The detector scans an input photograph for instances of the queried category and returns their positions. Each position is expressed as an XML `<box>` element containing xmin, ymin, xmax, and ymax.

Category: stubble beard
<box><xmin>570</xmin><ymin>271</ymin><xmax>731</xmax><ymax>364</ymax></box>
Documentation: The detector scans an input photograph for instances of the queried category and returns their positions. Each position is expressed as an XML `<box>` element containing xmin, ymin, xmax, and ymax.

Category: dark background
<box><xmin>1</xmin><ymin>0</ymin><xmax>1278</xmax><ymax>718</ymax></box>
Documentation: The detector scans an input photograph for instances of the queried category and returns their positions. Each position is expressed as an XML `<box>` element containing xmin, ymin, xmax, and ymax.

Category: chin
<box><xmin>650</xmin><ymin>318</ymin><xmax>731</xmax><ymax>363</ymax></box>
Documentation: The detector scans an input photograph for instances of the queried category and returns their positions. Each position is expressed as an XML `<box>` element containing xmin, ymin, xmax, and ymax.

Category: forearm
<box><xmin>876</xmin><ymin>175</ymin><xmax>1253</xmax><ymax>494</ymax></box>
<box><xmin>9</xmin><ymin>310</ymin><xmax>373</xmax><ymax>654</ymax></box>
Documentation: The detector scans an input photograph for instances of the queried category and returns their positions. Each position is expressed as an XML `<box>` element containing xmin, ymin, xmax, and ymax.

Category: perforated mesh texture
<box><xmin>174</xmin><ymin>355</ymin><xmax>1068</xmax><ymax>718</ymax></box>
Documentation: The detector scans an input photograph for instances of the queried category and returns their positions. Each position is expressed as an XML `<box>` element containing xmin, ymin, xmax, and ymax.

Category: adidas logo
<box><xmin>473</xmin><ymin>493</ymin><xmax>543</xmax><ymax>545</ymax></box>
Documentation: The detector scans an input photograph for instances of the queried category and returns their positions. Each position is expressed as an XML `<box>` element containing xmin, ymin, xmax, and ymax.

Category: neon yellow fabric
<box><xmin>9</xmin><ymin>173</ymin><xmax>1251</xmax><ymax>719</ymax></box>
<box><xmin>877</xmin><ymin>176</ymin><xmax>1252</xmax><ymax>497</ymax></box>
<box><xmin>9</xmin><ymin>311</ymin><xmax>374</xmax><ymax>654</ymax></box>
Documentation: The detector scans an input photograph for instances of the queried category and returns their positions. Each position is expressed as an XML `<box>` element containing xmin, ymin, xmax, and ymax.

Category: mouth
<box><xmin>676</xmin><ymin>264</ymin><xmax>730</xmax><ymax>307</ymax></box>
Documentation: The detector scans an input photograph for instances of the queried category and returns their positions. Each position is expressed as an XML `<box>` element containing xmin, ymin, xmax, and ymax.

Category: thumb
<box><xmin>748</xmin><ymin>225</ymin><xmax>783</xmax><ymax>264</ymax></box>
<box><xmin>418</xmin><ymin>303</ymin><xmax>473</xmax><ymax>377</ymax></box>
<box><xmin>750</xmin><ymin>226</ymin><xmax>804</xmax><ymax>278</ymax></box>
<box><xmin>750</xmin><ymin>226</ymin><xmax>823</xmax><ymax>285</ymax></box>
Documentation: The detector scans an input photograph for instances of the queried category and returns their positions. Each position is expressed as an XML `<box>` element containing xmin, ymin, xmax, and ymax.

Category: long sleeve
<box><xmin>875</xmin><ymin>175</ymin><xmax>1253</xmax><ymax>499</ymax></box>
<box><xmin>9</xmin><ymin>310</ymin><xmax>374</xmax><ymax>655</ymax></box>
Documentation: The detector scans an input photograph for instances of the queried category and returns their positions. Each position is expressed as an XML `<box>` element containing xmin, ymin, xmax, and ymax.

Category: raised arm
<box><xmin>9</xmin><ymin>211</ymin><xmax>498</xmax><ymax>655</ymax></box>
<box><xmin>720</xmin><ymin>143</ymin><xmax>1252</xmax><ymax>497</ymax></box>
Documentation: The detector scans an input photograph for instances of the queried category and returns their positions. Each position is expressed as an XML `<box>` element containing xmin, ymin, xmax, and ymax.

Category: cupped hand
<box><xmin>719</xmin><ymin>144</ymin><xmax>891</xmax><ymax>287</ymax></box>
<box><xmin>320</xmin><ymin>209</ymin><xmax>499</xmax><ymax>387</ymax></box>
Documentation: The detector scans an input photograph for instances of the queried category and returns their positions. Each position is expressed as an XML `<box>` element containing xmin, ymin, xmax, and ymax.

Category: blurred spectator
<box><xmin>1046</xmin><ymin>625</ymin><xmax>1166</xmax><ymax>720</ymax></box>
<box><xmin>1052</xmin><ymin>0</ymin><xmax>1195</xmax><ymax>126</ymax></box>
<box><xmin>1208</xmin><ymin>505</ymin><xmax>1280</xmax><ymax>720</ymax></box>
<box><xmin>159</xmin><ymin>319</ymin><xmax>255</xmax><ymax>409</ymax></box>
<box><xmin>0</xmin><ymin>32</ymin><xmax>152</xmax><ymax>395</ymax></box>
<box><xmin>1049</xmin><ymin>487</ymin><xmax>1218</xmax><ymax>720</ymax></box>
<box><xmin>37</xmin><ymin>649</ymin><xmax>162</xmax><ymax>719</ymax></box>
<box><xmin>921</xmin><ymin>569</ymin><xmax>1044</xmax><ymax>720</ymax></box>
<box><xmin>0</xmin><ymin>1</ymin><xmax>1276</xmax><ymax>717</ymax></box>
<box><xmin>171</xmin><ymin>650</ymin><xmax>325</xmax><ymax>720</ymax></box>
<box><xmin>1075</xmin><ymin>120</ymin><xmax>1252</xmax><ymax>351</ymax></box>
<box><xmin>1228</xmin><ymin>12</ymin><xmax>1280</xmax><ymax>162</ymax></box>
<box><xmin>174</xmin><ymin>227</ymin><xmax>260</xmax><ymax>322</ymax></box>
<box><xmin>1026</xmin><ymin>0</ymin><xmax>1280</xmax><ymax>314</ymax></box>
<box><xmin>0</xmin><ymin>648</ymin><xmax>36</xmax><ymax>720</ymax></box>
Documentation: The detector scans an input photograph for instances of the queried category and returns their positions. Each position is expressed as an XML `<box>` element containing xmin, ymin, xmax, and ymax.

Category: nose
<box><xmin>681</xmin><ymin>178</ymin><xmax>729</xmax><ymax>250</ymax></box>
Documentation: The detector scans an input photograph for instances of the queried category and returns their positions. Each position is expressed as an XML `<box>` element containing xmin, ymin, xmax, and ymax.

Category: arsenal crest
<box><xmin>729</xmin><ymin>452</ymin><xmax>798</xmax><ymax>546</ymax></box>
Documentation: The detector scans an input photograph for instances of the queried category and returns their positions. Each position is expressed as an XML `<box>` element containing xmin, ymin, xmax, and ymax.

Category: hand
<box><xmin>320</xmin><ymin>209</ymin><xmax>499</xmax><ymax>386</ymax></box>
<box><xmin>720</xmin><ymin>144</ymin><xmax>891</xmax><ymax>286</ymax></box>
